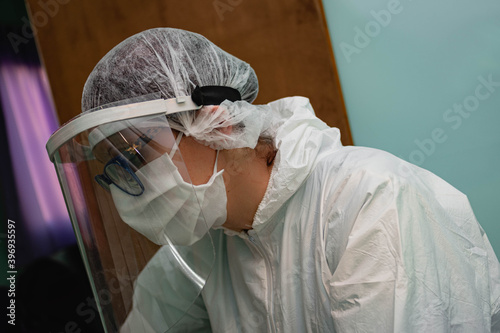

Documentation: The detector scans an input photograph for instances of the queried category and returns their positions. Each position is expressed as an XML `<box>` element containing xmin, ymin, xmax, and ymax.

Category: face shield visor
<box><xmin>46</xmin><ymin>94</ymin><xmax>225</xmax><ymax>332</ymax></box>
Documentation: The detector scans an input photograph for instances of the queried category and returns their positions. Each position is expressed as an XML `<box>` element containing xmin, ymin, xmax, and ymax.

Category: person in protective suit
<box><xmin>80</xmin><ymin>27</ymin><xmax>500</xmax><ymax>332</ymax></box>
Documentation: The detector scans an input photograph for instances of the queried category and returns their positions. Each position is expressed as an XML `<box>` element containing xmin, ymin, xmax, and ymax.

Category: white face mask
<box><xmin>110</xmin><ymin>134</ymin><xmax>227</xmax><ymax>246</ymax></box>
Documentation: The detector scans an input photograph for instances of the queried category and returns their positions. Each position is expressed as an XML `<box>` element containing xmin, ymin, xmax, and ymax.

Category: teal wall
<box><xmin>322</xmin><ymin>0</ymin><xmax>500</xmax><ymax>256</ymax></box>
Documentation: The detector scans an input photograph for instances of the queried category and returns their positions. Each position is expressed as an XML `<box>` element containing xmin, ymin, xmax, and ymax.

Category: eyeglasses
<box><xmin>95</xmin><ymin>150</ymin><xmax>145</xmax><ymax>196</ymax></box>
<box><xmin>94</xmin><ymin>126</ymin><xmax>178</xmax><ymax>196</ymax></box>
<box><xmin>94</xmin><ymin>131</ymin><xmax>152</xmax><ymax>196</ymax></box>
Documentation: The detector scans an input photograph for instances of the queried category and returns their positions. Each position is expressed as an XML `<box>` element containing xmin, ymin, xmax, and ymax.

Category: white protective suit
<box><xmin>124</xmin><ymin>96</ymin><xmax>500</xmax><ymax>332</ymax></box>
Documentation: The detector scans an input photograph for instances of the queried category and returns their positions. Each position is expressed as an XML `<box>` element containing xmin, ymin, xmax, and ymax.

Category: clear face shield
<box><xmin>46</xmin><ymin>95</ymin><xmax>222</xmax><ymax>332</ymax></box>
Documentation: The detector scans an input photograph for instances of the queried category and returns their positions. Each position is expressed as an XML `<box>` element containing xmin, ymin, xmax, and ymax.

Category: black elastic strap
<box><xmin>191</xmin><ymin>85</ymin><xmax>242</xmax><ymax>106</ymax></box>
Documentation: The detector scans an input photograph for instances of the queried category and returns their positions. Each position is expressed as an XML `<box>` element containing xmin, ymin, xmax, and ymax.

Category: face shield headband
<box><xmin>47</xmin><ymin>85</ymin><xmax>242</xmax><ymax>160</ymax></box>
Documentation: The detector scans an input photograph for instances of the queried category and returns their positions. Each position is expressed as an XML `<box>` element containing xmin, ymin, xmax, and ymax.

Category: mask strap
<box><xmin>169</xmin><ymin>131</ymin><xmax>183</xmax><ymax>159</ymax></box>
<box><xmin>214</xmin><ymin>150</ymin><xmax>220</xmax><ymax>173</ymax></box>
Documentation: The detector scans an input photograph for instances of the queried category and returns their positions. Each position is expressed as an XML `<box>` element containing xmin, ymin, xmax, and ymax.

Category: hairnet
<box><xmin>82</xmin><ymin>28</ymin><xmax>258</xmax><ymax>110</ymax></box>
<box><xmin>81</xmin><ymin>27</ymin><xmax>268</xmax><ymax>150</ymax></box>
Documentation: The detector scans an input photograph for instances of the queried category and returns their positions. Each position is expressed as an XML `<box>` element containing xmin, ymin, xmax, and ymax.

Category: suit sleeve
<box><xmin>323</xmin><ymin>161</ymin><xmax>500</xmax><ymax>332</ymax></box>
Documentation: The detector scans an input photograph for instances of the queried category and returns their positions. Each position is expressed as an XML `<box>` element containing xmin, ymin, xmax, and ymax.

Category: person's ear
<box><xmin>255</xmin><ymin>139</ymin><xmax>276</xmax><ymax>166</ymax></box>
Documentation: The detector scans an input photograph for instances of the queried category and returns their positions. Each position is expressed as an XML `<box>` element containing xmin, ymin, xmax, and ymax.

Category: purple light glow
<box><xmin>0</xmin><ymin>58</ymin><xmax>74</xmax><ymax>253</ymax></box>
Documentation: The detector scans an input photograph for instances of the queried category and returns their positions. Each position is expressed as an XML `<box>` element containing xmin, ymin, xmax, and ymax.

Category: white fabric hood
<box><xmin>253</xmin><ymin>97</ymin><xmax>342</xmax><ymax>230</ymax></box>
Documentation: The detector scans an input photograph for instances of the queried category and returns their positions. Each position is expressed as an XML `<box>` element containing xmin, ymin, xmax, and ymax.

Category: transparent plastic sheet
<box><xmin>49</xmin><ymin>112</ymin><xmax>216</xmax><ymax>332</ymax></box>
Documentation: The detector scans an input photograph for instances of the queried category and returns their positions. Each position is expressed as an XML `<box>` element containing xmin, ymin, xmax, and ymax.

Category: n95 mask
<box><xmin>110</xmin><ymin>148</ymin><xmax>227</xmax><ymax>246</ymax></box>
